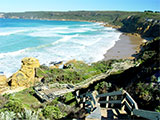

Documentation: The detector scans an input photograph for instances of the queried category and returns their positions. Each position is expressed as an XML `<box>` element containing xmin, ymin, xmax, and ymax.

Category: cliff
<box><xmin>119</xmin><ymin>15</ymin><xmax>160</xmax><ymax>38</ymax></box>
<box><xmin>93</xmin><ymin>37</ymin><xmax>160</xmax><ymax>111</ymax></box>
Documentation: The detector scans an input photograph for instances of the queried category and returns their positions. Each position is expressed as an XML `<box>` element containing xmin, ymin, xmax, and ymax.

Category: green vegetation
<box><xmin>0</xmin><ymin>88</ymin><xmax>72</xmax><ymax>119</ymax></box>
<box><xmin>155</xmin><ymin>106</ymin><xmax>160</xmax><ymax>112</ymax></box>
<box><xmin>42</xmin><ymin>105</ymin><xmax>65</xmax><ymax>119</ymax></box>
<box><xmin>0</xmin><ymin>99</ymin><xmax>24</xmax><ymax>113</ymax></box>
<box><xmin>62</xmin><ymin>92</ymin><xmax>76</xmax><ymax>106</ymax></box>
<box><xmin>7</xmin><ymin>88</ymin><xmax>40</xmax><ymax>109</ymax></box>
<box><xmin>36</xmin><ymin>59</ymin><xmax>122</xmax><ymax>85</ymax></box>
<box><xmin>91</xmin><ymin>60</ymin><xmax>116</xmax><ymax>73</ymax></box>
<box><xmin>3</xmin><ymin>11</ymin><xmax>160</xmax><ymax>25</ymax></box>
<box><xmin>0</xmin><ymin>59</ymin><xmax>125</xmax><ymax>119</ymax></box>
<box><xmin>94</xmin><ymin>81</ymin><xmax>112</xmax><ymax>93</ymax></box>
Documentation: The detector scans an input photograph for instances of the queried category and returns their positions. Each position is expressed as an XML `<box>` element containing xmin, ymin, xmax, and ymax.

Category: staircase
<box><xmin>76</xmin><ymin>90</ymin><xmax>160</xmax><ymax>120</ymax></box>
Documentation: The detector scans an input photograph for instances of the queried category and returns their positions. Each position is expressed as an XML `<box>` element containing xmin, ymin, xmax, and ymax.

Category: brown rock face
<box><xmin>0</xmin><ymin>75</ymin><xmax>8</xmax><ymax>93</ymax></box>
<box><xmin>63</xmin><ymin>59</ymin><xmax>77</xmax><ymax>69</ymax></box>
<box><xmin>0</xmin><ymin>75</ymin><xmax>7</xmax><ymax>85</ymax></box>
<box><xmin>8</xmin><ymin>57</ymin><xmax>40</xmax><ymax>88</ymax></box>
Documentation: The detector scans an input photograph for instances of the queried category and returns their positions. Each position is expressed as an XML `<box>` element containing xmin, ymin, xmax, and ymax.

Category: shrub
<box><xmin>50</xmin><ymin>98</ymin><xmax>59</xmax><ymax>105</ymax></box>
<box><xmin>28</xmin><ymin>88</ymin><xmax>36</xmax><ymax>95</ymax></box>
<box><xmin>42</xmin><ymin>105</ymin><xmax>64</xmax><ymax>119</ymax></box>
<box><xmin>36</xmin><ymin>60</ymin><xmax>102</xmax><ymax>84</ymax></box>
<box><xmin>64</xmin><ymin>92</ymin><xmax>74</xmax><ymax>103</ymax></box>
<box><xmin>94</xmin><ymin>81</ymin><xmax>112</xmax><ymax>93</ymax></box>
<box><xmin>155</xmin><ymin>106</ymin><xmax>160</xmax><ymax>112</ymax></box>
<box><xmin>60</xmin><ymin>92</ymin><xmax>76</xmax><ymax>106</ymax></box>
<box><xmin>92</xmin><ymin>60</ymin><xmax>117</xmax><ymax>73</ymax></box>
<box><xmin>2</xmin><ymin>100</ymin><xmax>24</xmax><ymax>113</ymax></box>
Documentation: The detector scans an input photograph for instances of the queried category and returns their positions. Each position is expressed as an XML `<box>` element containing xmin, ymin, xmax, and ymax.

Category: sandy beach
<box><xmin>103</xmin><ymin>33</ymin><xmax>145</xmax><ymax>61</ymax></box>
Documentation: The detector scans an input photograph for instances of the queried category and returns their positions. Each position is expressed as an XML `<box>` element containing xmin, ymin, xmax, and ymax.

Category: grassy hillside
<box><xmin>3</xmin><ymin>11</ymin><xmax>160</xmax><ymax>25</ymax></box>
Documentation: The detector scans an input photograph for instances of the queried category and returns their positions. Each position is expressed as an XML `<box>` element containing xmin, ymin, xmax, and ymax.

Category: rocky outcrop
<box><xmin>63</xmin><ymin>59</ymin><xmax>77</xmax><ymax>69</ymax></box>
<box><xmin>8</xmin><ymin>57</ymin><xmax>40</xmax><ymax>88</ymax></box>
<box><xmin>119</xmin><ymin>16</ymin><xmax>160</xmax><ymax>38</ymax></box>
<box><xmin>0</xmin><ymin>75</ymin><xmax>7</xmax><ymax>86</ymax></box>
<box><xmin>0</xmin><ymin>75</ymin><xmax>8</xmax><ymax>93</ymax></box>
<box><xmin>104</xmin><ymin>24</ymin><xmax>121</xmax><ymax>29</ymax></box>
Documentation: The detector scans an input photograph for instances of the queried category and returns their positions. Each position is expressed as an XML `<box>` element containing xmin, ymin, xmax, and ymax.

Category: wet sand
<box><xmin>103</xmin><ymin>33</ymin><xmax>145</xmax><ymax>61</ymax></box>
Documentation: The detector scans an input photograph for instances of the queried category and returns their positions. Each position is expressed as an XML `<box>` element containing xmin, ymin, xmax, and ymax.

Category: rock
<box><xmin>104</xmin><ymin>24</ymin><xmax>121</xmax><ymax>29</ymax></box>
<box><xmin>63</xmin><ymin>59</ymin><xmax>76</xmax><ymax>69</ymax></box>
<box><xmin>50</xmin><ymin>61</ymin><xmax>63</xmax><ymax>69</ymax></box>
<box><xmin>0</xmin><ymin>75</ymin><xmax>9</xmax><ymax>94</ymax></box>
<box><xmin>0</xmin><ymin>75</ymin><xmax>7</xmax><ymax>85</ymax></box>
<box><xmin>8</xmin><ymin>57</ymin><xmax>40</xmax><ymax>88</ymax></box>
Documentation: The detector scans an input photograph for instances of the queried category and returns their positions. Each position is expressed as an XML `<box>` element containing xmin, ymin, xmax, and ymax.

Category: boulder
<box><xmin>63</xmin><ymin>59</ymin><xmax>76</xmax><ymax>69</ymax></box>
<box><xmin>50</xmin><ymin>61</ymin><xmax>63</xmax><ymax>69</ymax></box>
<box><xmin>8</xmin><ymin>57</ymin><xmax>40</xmax><ymax>88</ymax></box>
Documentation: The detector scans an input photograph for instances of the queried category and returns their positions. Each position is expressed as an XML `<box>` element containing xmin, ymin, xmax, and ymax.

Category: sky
<box><xmin>0</xmin><ymin>0</ymin><xmax>159</xmax><ymax>12</ymax></box>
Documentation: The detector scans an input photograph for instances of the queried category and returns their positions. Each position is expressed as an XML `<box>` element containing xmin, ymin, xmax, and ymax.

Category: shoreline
<box><xmin>103</xmin><ymin>33</ymin><xmax>145</xmax><ymax>61</ymax></box>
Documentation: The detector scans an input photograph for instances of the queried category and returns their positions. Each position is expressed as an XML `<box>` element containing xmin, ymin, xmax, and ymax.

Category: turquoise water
<box><xmin>0</xmin><ymin>18</ymin><xmax>121</xmax><ymax>77</ymax></box>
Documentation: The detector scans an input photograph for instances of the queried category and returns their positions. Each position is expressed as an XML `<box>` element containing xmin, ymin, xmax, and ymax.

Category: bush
<box><xmin>28</xmin><ymin>88</ymin><xmax>36</xmax><ymax>95</ymax></box>
<box><xmin>136</xmin><ymin>82</ymin><xmax>153</xmax><ymax>101</ymax></box>
<box><xmin>94</xmin><ymin>81</ymin><xmax>112</xmax><ymax>93</ymax></box>
<box><xmin>92</xmin><ymin>60</ymin><xmax>117</xmax><ymax>73</ymax></box>
<box><xmin>50</xmin><ymin>98</ymin><xmax>59</xmax><ymax>105</ymax></box>
<box><xmin>155</xmin><ymin>106</ymin><xmax>160</xmax><ymax>112</ymax></box>
<box><xmin>64</xmin><ymin>93</ymin><xmax>74</xmax><ymax>103</ymax></box>
<box><xmin>42</xmin><ymin>105</ymin><xmax>64</xmax><ymax>119</ymax></box>
<box><xmin>59</xmin><ymin>92</ymin><xmax>76</xmax><ymax>106</ymax></box>
<box><xmin>2</xmin><ymin>100</ymin><xmax>24</xmax><ymax>113</ymax></box>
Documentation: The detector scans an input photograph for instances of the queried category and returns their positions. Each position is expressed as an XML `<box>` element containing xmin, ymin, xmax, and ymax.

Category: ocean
<box><xmin>0</xmin><ymin>18</ymin><xmax>121</xmax><ymax>77</ymax></box>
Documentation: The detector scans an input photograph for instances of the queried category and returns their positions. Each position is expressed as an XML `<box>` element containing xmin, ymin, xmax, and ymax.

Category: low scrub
<box><xmin>36</xmin><ymin>59</ymin><xmax>120</xmax><ymax>85</ymax></box>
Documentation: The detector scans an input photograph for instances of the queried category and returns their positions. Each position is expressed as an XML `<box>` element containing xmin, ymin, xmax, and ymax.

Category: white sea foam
<box><xmin>0</xmin><ymin>49</ymin><xmax>26</xmax><ymax>58</ymax></box>
<box><xmin>52</xmin><ymin>34</ymin><xmax>79</xmax><ymax>45</ymax></box>
<box><xmin>26</xmin><ymin>26</ymin><xmax>89</xmax><ymax>37</ymax></box>
<box><xmin>104</xmin><ymin>27</ymin><xmax>114</xmax><ymax>31</ymax></box>
<box><xmin>0</xmin><ymin>30</ymin><xmax>27</xmax><ymax>36</ymax></box>
<box><xmin>28</xmin><ymin>31</ymin><xmax>58</xmax><ymax>37</ymax></box>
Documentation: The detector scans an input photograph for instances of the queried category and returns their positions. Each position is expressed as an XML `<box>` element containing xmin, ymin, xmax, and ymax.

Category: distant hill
<box><xmin>2</xmin><ymin>11</ymin><xmax>160</xmax><ymax>24</ymax></box>
<box><xmin>2</xmin><ymin>11</ymin><xmax>160</xmax><ymax>38</ymax></box>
